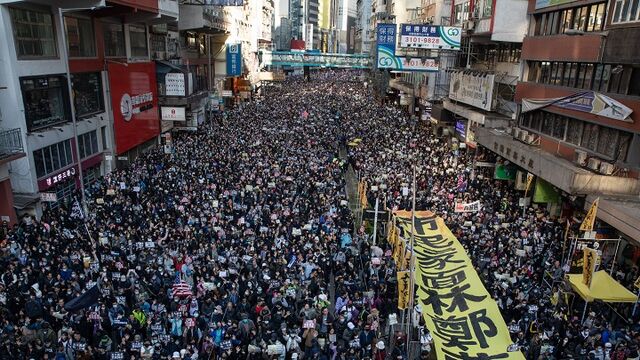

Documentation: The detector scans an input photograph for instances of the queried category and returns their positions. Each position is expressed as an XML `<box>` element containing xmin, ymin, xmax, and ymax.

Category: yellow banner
<box><xmin>525</xmin><ymin>173</ymin><xmax>534</xmax><ymax>193</ymax></box>
<box><xmin>583</xmin><ymin>248</ymin><xmax>598</xmax><ymax>288</ymax></box>
<box><xmin>394</xmin><ymin>210</ymin><xmax>525</xmax><ymax>360</ymax></box>
<box><xmin>580</xmin><ymin>198</ymin><xmax>599</xmax><ymax>232</ymax></box>
<box><xmin>397</xmin><ymin>271</ymin><xmax>410</xmax><ymax>310</ymax></box>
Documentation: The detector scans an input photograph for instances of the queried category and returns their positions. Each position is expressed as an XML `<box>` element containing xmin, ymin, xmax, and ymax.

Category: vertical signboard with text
<box><xmin>226</xmin><ymin>43</ymin><xmax>242</xmax><ymax>76</ymax></box>
<box><xmin>376</xmin><ymin>23</ymin><xmax>439</xmax><ymax>72</ymax></box>
<box><xmin>107</xmin><ymin>62</ymin><xmax>160</xmax><ymax>155</ymax></box>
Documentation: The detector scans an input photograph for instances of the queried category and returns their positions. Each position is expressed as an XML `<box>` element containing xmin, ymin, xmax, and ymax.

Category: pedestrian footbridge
<box><xmin>259</xmin><ymin>51</ymin><xmax>371</xmax><ymax>69</ymax></box>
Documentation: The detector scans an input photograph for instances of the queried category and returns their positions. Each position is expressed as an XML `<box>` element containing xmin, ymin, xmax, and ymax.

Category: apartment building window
<box><xmin>129</xmin><ymin>24</ymin><xmax>148</xmax><ymax>58</ymax></box>
<box><xmin>71</xmin><ymin>72</ymin><xmax>103</xmax><ymax>117</ymax></box>
<box><xmin>64</xmin><ymin>17</ymin><xmax>95</xmax><ymax>57</ymax></box>
<box><xmin>9</xmin><ymin>7</ymin><xmax>57</xmax><ymax>58</ymax></box>
<box><xmin>520</xmin><ymin>111</ymin><xmax>632</xmax><ymax>161</ymax></box>
<box><xmin>104</xmin><ymin>22</ymin><xmax>125</xmax><ymax>57</ymax></box>
<box><xmin>528</xmin><ymin>61</ymin><xmax>631</xmax><ymax>93</ymax></box>
<box><xmin>185</xmin><ymin>32</ymin><xmax>198</xmax><ymax>51</ymax></box>
<box><xmin>21</xmin><ymin>75</ymin><xmax>69</xmax><ymax>131</ymax></box>
<box><xmin>483</xmin><ymin>0</ymin><xmax>493</xmax><ymax>18</ymax></box>
<box><xmin>78</xmin><ymin>130</ymin><xmax>99</xmax><ymax>159</ymax></box>
<box><xmin>454</xmin><ymin>1</ymin><xmax>470</xmax><ymax>24</ymax></box>
<box><xmin>535</xmin><ymin>2</ymin><xmax>606</xmax><ymax>35</ymax></box>
<box><xmin>33</xmin><ymin>139</ymin><xmax>73</xmax><ymax>178</ymax></box>
<box><xmin>613</xmin><ymin>0</ymin><xmax>640</xmax><ymax>23</ymax></box>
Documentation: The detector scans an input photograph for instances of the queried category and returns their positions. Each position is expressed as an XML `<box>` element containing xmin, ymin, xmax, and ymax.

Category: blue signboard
<box><xmin>376</xmin><ymin>23</ymin><xmax>439</xmax><ymax>72</ymax></box>
<box><xmin>203</xmin><ymin>0</ymin><xmax>244</xmax><ymax>5</ymax></box>
<box><xmin>226</xmin><ymin>43</ymin><xmax>242</xmax><ymax>76</ymax></box>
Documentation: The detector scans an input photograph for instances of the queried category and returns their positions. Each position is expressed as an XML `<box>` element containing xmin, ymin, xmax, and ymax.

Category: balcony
<box><xmin>0</xmin><ymin>128</ymin><xmax>26</xmax><ymax>164</ymax></box>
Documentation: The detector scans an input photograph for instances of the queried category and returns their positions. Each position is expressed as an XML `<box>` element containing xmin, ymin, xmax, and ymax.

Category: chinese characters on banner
<box><xmin>580</xmin><ymin>198</ymin><xmax>599</xmax><ymax>232</ymax></box>
<box><xmin>226</xmin><ymin>43</ymin><xmax>242</xmax><ymax>76</ymax></box>
<box><xmin>397</xmin><ymin>271</ymin><xmax>410</xmax><ymax>310</ymax></box>
<box><xmin>392</xmin><ymin>211</ymin><xmax>525</xmax><ymax>360</ymax></box>
<box><xmin>399</xmin><ymin>24</ymin><xmax>462</xmax><ymax>50</ymax></box>
<box><xmin>583</xmin><ymin>248</ymin><xmax>598</xmax><ymax>288</ymax></box>
<box><xmin>454</xmin><ymin>200</ymin><xmax>481</xmax><ymax>213</ymax></box>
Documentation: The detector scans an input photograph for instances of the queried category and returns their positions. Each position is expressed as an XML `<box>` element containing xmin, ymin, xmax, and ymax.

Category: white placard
<box><xmin>40</xmin><ymin>192</ymin><xmax>58</xmax><ymax>202</ymax></box>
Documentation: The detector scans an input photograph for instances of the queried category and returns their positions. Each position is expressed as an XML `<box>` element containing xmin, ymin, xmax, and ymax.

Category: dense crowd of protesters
<box><xmin>1</xmin><ymin>70</ymin><xmax>640</xmax><ymax>360</ymax></box>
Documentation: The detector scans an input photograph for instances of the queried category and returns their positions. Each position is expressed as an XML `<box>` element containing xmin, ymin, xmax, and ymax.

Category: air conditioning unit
<box><xmin>599</xmin><ymin>162</ymin><xmax>615</xmax><ymax>175</ymax></box>
<box><xmin>575</xmin><ymin>150</ymin><xmax>588</xmax><ymax>167</ymax></box>
<box><xmin>587</xmin><ymin>158</ymin><xmax>601</xmax><ymax>171</ymax></box>
<box><xmin>518</xmin><ymin>130</ymin><xmax>528</xmax><ymax>142</ymax></box>
<box><xmin>513</xmin><ymin>128</ymin><xmax>521</xmax><ymax>139</ymax></box>
<box><xmin>524</xmin><ymin>134</ymin><xmax>536</xmax><ymax>144</ymax></box>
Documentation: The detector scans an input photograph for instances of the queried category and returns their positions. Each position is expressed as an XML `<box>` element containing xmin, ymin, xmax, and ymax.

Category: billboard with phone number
<box><xmin>399</xmin><ymin>24</ymin><xmax>461</xmax><ymax>50</ymax></box>
<box><xmin>107</xmin><ymin>62</ymin><xmax>160</xmax><ymax>155</ymax></box>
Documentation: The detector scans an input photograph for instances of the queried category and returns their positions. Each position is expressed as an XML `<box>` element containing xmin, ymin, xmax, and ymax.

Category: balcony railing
<box><xmin>0</xmin><ymin>128</ymin><xmax>24</xmax><ymax>160</ymax></box>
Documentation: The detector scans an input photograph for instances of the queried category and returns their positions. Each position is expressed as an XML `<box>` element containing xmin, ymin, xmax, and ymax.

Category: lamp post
<box><xmin>58</xmin><ymin>5</ymin><xmax>104</xmax><ymax>208</ymax></box>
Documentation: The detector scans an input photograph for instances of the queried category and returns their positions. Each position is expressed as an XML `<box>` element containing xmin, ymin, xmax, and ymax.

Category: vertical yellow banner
<box><xmin>580</xmin><ymin>198</ymin><xmax>599</xmax><ymax>232</ymax></box>
<box><xmin>397</xmin><ymin>271</ymin><xmax>410</xmax><ymax>310</ymax></box>
<box><xmin>582</xmin><ymin>248</ymin><xmax>598</xmax><ymax>288</ymax></box>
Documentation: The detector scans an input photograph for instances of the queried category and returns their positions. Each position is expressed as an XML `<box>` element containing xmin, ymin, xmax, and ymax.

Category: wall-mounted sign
<box><xmin>165</xmin><ymin>73</ymin><xmax>185</xmax><ymax>96</ymax></box>
<box><xmin>521</xmin><ymin>91</ymin><xmax>633</xmax><ymax>122</ymax></box>
<box><xmin>108</xmin><ymin>62</ymin><xmax>160</xmax><ymax>155</ymax></box>
<box><xmin>455</xmin><ymin>120</ymin><xmax>466</xmax><ymax>139</ymax></box>
<box><xmin>226</xmin><ymin>43</ymin><xmax>242</xmax><ymax>76</ymax></box>
<box><xmin>161</xmin><ymin>106</ymin><xmax>186</xmax><ymax>121</ymax></box>
<box><xmin>222</xmin><ymin>90</ymin><xmax>233</xmax><ymax>97</ymax></box>
<box><xmin>400</xmin><ymin>24</ymin><xmax>461</xmax><ymax>50</ymax></box>
<box><xmin>449</xmin><ymin>70</ymin><xmax>496</xmax><ymax>111</ymax></box>
<box><xmin>376</xmin><ymin>23</ymin><xmax>439</xmax><ymax>72</ymax></box>
<box><xmin>40</xmin><ymin>192</ymin><xmax>58</xmax><ymax>202</ymax></box>
<box><xmin>38</xmin><ymin>166</ymin><xmax>78</xmax><ymax>190</ymax></box>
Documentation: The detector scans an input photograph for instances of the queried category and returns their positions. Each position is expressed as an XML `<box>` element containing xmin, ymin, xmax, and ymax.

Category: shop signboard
<box><xmin>108</xmin><ymin>62</ymin><xmax>160</xmax><ymax>155</ymax></box>
<box><xmin>161</xmin><ymin>107</ymin><xmax>186</xmax><ymax>121</ymax></box>
<box><xmin>38</xmin><ymin>165</ymin><xmax>78</xmax><ymax>191</ymax></box>
<box><xmin>455</xmin><ymin>120</ymin><xmax>466</xmax><ymax>139</ymax></box>
<box><xmin>399</xmin><ymin>24</ymin><xmax>462</xmax><ymax>50</ymax></box>
<box><xmin>40</xmin><ymin>192</ymin><xmax>58</xmax><ymax>202</ymax></box>
<box><xmin>222</xmin><ymin>90</ymin><xmax>233</xmax><ymax>97</ymax></box>
<box><xmin>226</xmin><ymin>43</ymin><xmax>242</xmax><ymax>76</ymax></box>
<box><xmin>165</xmin><ymin>73</ymin><xmax>185</xmax><ymax>96</ymax></box>
<box><xmin>376</xmin><ymin>24</ymin><xmax>439</xmax><ymax>72</ymax></box>
<box><xmin>449</xmin><ymin>70</ymin><xmax>495</xmax><ymax>111</ymax></box>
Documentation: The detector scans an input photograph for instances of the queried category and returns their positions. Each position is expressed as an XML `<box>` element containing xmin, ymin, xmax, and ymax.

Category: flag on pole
<box><xmin>580</xmin><ymin>198</ymin><xmax>599</xmax><ymax>232</ymax></box>
<box><xmin>69</xmin><ymin>198</ymin><xmax>85</xmax><ymax>220</ymax></box>
<box><xmin>64</xmin><ymin>285</ymin><xmax>100</xmax><ymax>312</ymax></box>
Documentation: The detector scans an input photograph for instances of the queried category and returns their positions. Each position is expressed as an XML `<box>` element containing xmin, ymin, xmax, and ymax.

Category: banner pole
<box><xmin>610</xmin><ymin>238</ymin><xmax>621</xmax><ymax>276</ymax></box>
<box><xmin>406</xmin><ymin>162</ymin><xmax>417</xmax><ymax>356</ymax></box>
<box><xmin>372</xmin><ymin>197</ymin><xmax>379</xmax><ymax>246</ymax></box>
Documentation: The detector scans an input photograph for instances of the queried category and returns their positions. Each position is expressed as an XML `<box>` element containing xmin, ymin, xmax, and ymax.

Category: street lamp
<box><xmin>57</xmin><ymin>5</ymin><xmax>105</xmax><ymax>208</ymax></box>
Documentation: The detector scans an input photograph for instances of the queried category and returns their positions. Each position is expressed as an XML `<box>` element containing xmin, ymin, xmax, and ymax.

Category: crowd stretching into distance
<box><xmin>1</xmin><ymin>70</ymin><xmax>640</xmax><ymax>360</ymax></box>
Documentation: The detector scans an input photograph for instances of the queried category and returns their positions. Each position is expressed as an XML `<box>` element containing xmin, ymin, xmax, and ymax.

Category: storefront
<box><xmin>37</xmin><ymin>165</ymin><xmax>79</xmax><ymax>209</ymax></box>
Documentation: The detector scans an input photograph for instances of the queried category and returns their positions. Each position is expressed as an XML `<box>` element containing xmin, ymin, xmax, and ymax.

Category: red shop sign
<box><xmin>107</xmin><ymin>62</ymin><xmax>160</xmax><ymax>155</ymax></box>
<box><xmin>38</xmin><ymin>165</ymin><xmax>78</xmax><ymax>191</ymax></box>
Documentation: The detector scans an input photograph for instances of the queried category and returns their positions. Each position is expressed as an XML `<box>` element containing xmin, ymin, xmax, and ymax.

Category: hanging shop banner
<box><xmin>108</xmin><ymin>62</ymin><xmax>160</xmax><ymax>155</ymax></box>
<box><xmin>454</xmin><ymin>200</ymin><xmax>481</xmax><ymax>213</ymax></box>
<box><xmin>449</xmin><ymin>70</ymin><xmax>496</xmax><ymax>111</ymax></box>
<box><xmin>580</xmin><ymin>198</ymin><xmax>599</xmax><ymax>232</ymax></box>
<box><xmin>583</xmin><ymin>248</ymin><xmax>598</xmax><ymax>288</ymax></box>
<box><xmin>533</xmin><ymin>178</ymin><xmax>560</xmax><ymax>204</ymax></box>
<box><xmin>226</xmin><ymin>43</ymin><xmax>242</xmax><ymax>76</ymax></box>
<box><xmin>521</xmin><ymin>91</ymin><xmax>633</xmax><ymax>122</ymax></box>
<box><xmin>376</xmin><ymin>23</ymin><xmax>439</xmax><ymax>72</ymax></box>
<box><xmin>399</xmin><ymin>24</ymin><xmax>462</xmax><ymax>50</ymax></box>
<box><xmin>393</xmin><ymin>211</ymin><xmax>525</xmax><ymax>359</ymax></box>
<box><xmin>397</xmin><ymin>271</ymin><xmax>410</xmax><ymax>310</ymax></box>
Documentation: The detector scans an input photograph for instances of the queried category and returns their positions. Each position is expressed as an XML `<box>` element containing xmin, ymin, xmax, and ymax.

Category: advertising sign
<box><xmin>202</xmin><ymin>0</ymin><xmax>244</xmax><ymax>5</ymax></box>
<box><xmin>449</xmin><ymin>70</ymin><xmax>495</xmax><ymax>111</ymax></box>
<box><xmin>376</xmin><ymin>24</ymin><xmax>439</xmax><ymax>72</ymax></box>
<box><xmin>260</xmin><ymin>51</ymin><xmax>370</xmax><ymax>68</ymax></box>
<box><xmin>400</xmin><ymin>24</ymin><xmax>461</xmax><ymax>50</ymax></box>
<box><xmin>522</xmin><ymin>91</ymin><xmax>633</xmax><ymax>122</ymax></box>
<box><xmin>161</xmin><ymin>107</ymin><xmax>186</xmax><ymax>121</ymax></box>
<box><xmin>535</xmin><ymin>0</ymin><xmax>573</xmax><ymax>9</ymax></box>
<box><xmin>38</xmin><ymin>165</ymin><xmax>78</xmax><ymax>191</ymax></box>
<box><xmin>40</xmin><ymin>192</ymin><xmax>58</xmax><ymax>202</ymax></box>
<box><xmin>165</xmin><ymin>73</ymin><xmax>185</xmax><ymax>96</ymax></box>
<box><xmin>455</xmin><ymin>120</ymin><xmax>466</xmax><ymax>138</ymax></box>
<box><xmin>303</xmin><ymin>24</ymin><xmax>314</xmax><ymax>50</ymax></box>
<box><xmin>226</xmin><ymin>43</ymin><xmax>242</xmax><ymax>76</ymax></box>
<box><xmin>108</xmin><ymin>62</ymin><xmax>160</xmax><ymax>155</ymax></box>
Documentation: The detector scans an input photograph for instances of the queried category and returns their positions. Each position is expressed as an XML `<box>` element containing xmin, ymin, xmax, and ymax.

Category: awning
<box><xmin>155</xmin><ymin>60</ymin><xmax>185</xmax><ymax>74</ymax></box>
<box><xmin>13</xmin><ymin>193</ymin><xmax>40</xmax><ymax>210</ymax></box>
<box><xmin>585</xmin><ymin>195</ymin><xmax>640</xmax><ymax>244</ymax></box>
<box><xmin>567</xmin><ymin>271</ymin><xmax>637</xmax><ymax>303</ymax></box>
